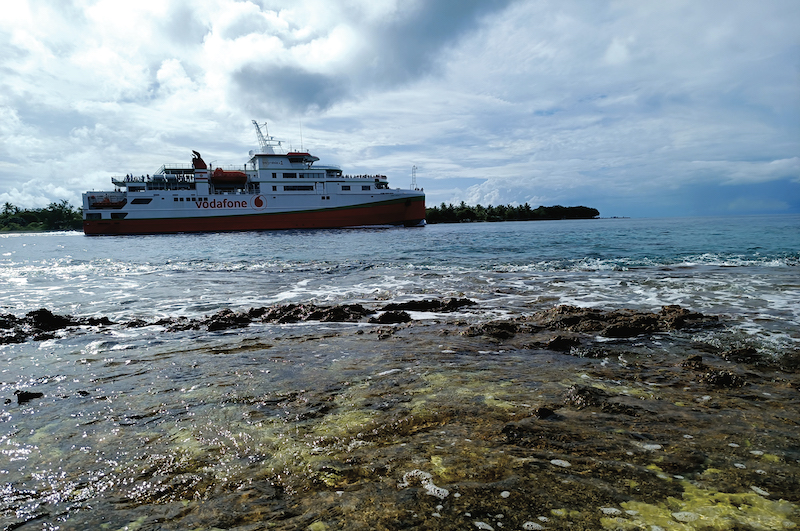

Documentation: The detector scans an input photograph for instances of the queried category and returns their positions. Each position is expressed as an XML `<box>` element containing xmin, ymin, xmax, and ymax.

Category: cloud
<box><xmin>233</xmin><ymin>65</ymin><xmax>347</xmax><ymax>115</ymax></box>
<box><xmin>691</xmin><ymin>157</ymin><xmax>800</xmax><ymax>185</ymax></box>
<box><xmin>604</xmin><ymin>37</ymin><xmax>634</xmax><ymax>65</ymax></box>
<box><xmin>724</xmin><ymin>197</ymin><xmax>790</xmax><ymax>213</ymax></box>
<box><xmin>224</xmin><ymin>0</ymin><xmax>518</xmax><ymax>113</ymax></box>
<box><xmin>0</xmin><ymin>0</ymin><xmax>797</xmax><ymax>216</ymax></box>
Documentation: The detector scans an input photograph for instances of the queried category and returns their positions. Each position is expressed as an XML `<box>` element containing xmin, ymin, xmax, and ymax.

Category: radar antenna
<box><xmin>252</xmin><ymin>120</ymin><xmax>282</xmax><ymax>154</ymax></box>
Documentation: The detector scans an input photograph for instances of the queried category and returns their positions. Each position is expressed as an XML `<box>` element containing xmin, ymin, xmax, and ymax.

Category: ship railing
<box><xmin>210</xmin><ymin>164</ymin><xmax>251</xmax><ymax>172</ymax></box>
<box><xmin>157</xmin><ymin>163</ymin><xmax>194</xmax><ymax>172</ymax></box>
<box><xmin>152</xmin><ymin>174</ymin><xmax>195</xmax><ymax>182</ymax></box>
<box><xmin>112</xmin><ymin>175</ymin><xmax>148</xmax><ymax>185</ymax></box>
<box><xmin>343</xmin><ymin>174</ymin><xmax>388</xmax><ymax>180</ymax></box>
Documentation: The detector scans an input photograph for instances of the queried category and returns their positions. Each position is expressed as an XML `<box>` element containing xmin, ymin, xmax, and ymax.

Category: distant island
<box><xmin>426</xmin><ymin>202</ymin><xmax>599</xmax><ymax>224</ymax></box>
<box><xmin>1</xmin><ymin>201</ymin><xmax>82</xmax><ymax>232</ymax></box>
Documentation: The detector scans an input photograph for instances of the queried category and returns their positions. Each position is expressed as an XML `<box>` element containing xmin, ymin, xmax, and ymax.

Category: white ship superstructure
<box><xmin>82</xmin><ymin>122</ymin><xmax>425</xmax><ymax>235</ymax></box>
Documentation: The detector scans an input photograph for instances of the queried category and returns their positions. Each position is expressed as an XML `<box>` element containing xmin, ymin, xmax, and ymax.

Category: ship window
<box><xmin>341</xmin><ymin>185</ymin><xmax>350</xmax><ymax>191</ymax></box>
<box><xmin>283</xmin><ymin>172</ymin><xmax>297</xmax><ymax>178</ymax></box>
<box><xmin>272</xmin><ymin>186</ymin><xmax>277</xmax><ymax>191</ymax></box>
<box><xmin>86</xmin><ymin>213</ymin><xmax>101</xmax><ymax>220</ymax></box>
<box><xmin>111</xmin><ymin>213</ymin><xmax>128</xmax><ymax>219</ymax></box>
<box><xmin>362</xmin><ymin>185</ymin><xmax>371</xmax><ymax>191</ymax></box>
<box><xmin>173</xmin><ymin>197</ymin><xmax>178</xmax><ymax>201</ymax></box>
<box><xmin>284</xmin><ymin>185</ymin><xmax>314</xmax><ymax>191</ymax></box>
<box><xmin>179</xmin><ymin>197</ymin><xmax>184</xmax><ymax>201</ymax></box>
<box><xmin>131</xmin><ymin>198</ymin><xmax>152</xmax><ymax>204</ymax></box>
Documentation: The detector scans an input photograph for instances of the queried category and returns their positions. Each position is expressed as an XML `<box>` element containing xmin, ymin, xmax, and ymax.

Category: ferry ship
<box><xmin>82</xmin><ymin>122</ymin><xmax>426</xmax><ymax>235</ymax></box>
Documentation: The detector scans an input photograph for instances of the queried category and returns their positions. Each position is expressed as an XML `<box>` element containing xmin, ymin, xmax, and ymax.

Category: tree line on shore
<box><xmin>1</xmin><ymin>201</ymin><xmax>83</xmax><ymax>231</ymax></box>
<box><xmin>426</xmin><ymin>202</ymin><xmax>599</xmax><ymax>223</ymax></box>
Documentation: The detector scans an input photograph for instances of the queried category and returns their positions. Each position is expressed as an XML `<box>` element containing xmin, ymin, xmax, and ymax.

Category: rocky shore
<box><xmin>1</xmin><ymin>298</ymin><xmax>477</xmax><ymax>343</ymax></box>
<box><xmin>3</xmin><ymin>300</ymin><xmax>799</xmax><ymax>529</ymax></box>
<box><xmin>4</xmin><ymin>300</ymin><xmax>796</xmax><ymax>374</ymax></box>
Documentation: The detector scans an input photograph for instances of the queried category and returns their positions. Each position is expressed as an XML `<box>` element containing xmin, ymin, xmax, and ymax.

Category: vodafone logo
<box><xmin>252</xmin><ymin>195</ymin><xmax>267</xmax><ymax>210</ymax></box>
<box><xmin>197</xmin><ymin>198</ymin><xmax>248</xmax><ymax>209</ymax></box>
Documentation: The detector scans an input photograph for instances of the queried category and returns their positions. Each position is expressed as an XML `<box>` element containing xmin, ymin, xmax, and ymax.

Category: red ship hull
<box><xmin>83</xmin><ymin>197</ymin><xmax>426</xmax><ymax>235</ymax></box>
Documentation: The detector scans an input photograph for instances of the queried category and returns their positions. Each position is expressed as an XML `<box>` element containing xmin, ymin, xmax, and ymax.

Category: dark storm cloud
<box><xmin>229</xmin><ymin>0</ymin><xmax>516</xmax><ymax>113</ymax></box>
<box><xmin>233</xmin><ymin>65</ymin><xmax>347</xmax><ymax>115</ymax></box>
<box><xmin>368</xmin><ymin>0</ymin><xmax>518</xmax><ymax>83</ymax></box>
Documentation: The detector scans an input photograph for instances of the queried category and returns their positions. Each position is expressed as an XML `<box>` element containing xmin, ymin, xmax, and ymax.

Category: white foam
<box><xmin>397</xmin><ymin>470</ymin><xmax>449</xmax><ymax>499</ymax></box>
<box><xmin>633</xmin><ymin>442</ymin><xmax>662</xmax><ymax>451</ymax></box>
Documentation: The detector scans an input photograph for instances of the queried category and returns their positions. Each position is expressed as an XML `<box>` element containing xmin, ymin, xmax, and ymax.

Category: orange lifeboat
<box><xmin>211</xmin><ymin>167</ymin><xmax>248</xmax><ymax>185</ymax></box>
<box><xmin>88</xmin><ymin>195</ymin><xmax>127</xmax><ymax>209</ymax></box>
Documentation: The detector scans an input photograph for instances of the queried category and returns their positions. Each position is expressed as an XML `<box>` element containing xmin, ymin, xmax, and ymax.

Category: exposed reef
<box><xmin>3</xmin><ymin>299</ymin><xmax>799</xmax><ymax>530</ymax></box>
<box><xmin>464</xmin><ymin>304</ymin><xmax>718</xmax><ymax>340</ymax></box>
<box><xmin>0</xmin><ymin>308</ymin><xmax>113</xmax><ymax>343</ymax></box>
<box><xmin>1</xmin><ymin>298</ymin><xmax>477</xmax><ymax>342</ymax></box>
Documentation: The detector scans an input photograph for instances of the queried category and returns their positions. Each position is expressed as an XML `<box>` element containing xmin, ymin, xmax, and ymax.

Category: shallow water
<box><xmin>1</xmin><ymin>216</ymin><xmax>799</xmax><ymax>529</ymax></box>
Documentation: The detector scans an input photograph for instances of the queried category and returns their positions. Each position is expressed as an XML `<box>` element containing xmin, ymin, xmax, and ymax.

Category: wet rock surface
<box><xmin>564</xmin><ymin>384</ymin><xmax>650</xmax><ymax>416</ymax></box>
<box><xmin>3</xmin><ymin>300</ymin><xmax>799</xmax><ymax>531</ymax></box>
<box><xmin>6</xmin><ymin>299</ymin><xmax>475</xmax><ymax>340</ymax></box>
<box><xmin>14</xmin><ymin>390</ymin><xmax>44</xmax><ymax>404</ymax></box>
<box><xmin>464</xmin><ymin>320</ymin><xmax>533</xmax><ymax>339</ymax></box>
<box><xmin>529</xmin><ymin>304</ymin><xmax>719</xmax><ymax>337</ymax></box>
<box><xmin>1</xmin><ymin>308</ymin><xmax>114</xmax><ymax>344</ymax></box>
<box><xmin>3</xmin><ymin>301</ymin><xmax>725</xmax><ymax>343</ymax></box>
<box><xmin>679</xmin><ymin>355</ymin><xmax>749</xmax><ymax>388</ymax></box>
<box><xmin>368</xmin><ymin>310</ymin><xmax>412</xmax><ymax>324</ymax></box>
<box><xmin>251</xmin><ymin>303</ymin><xmax>374</xmax><ymax>324</ymax></box>
<box><xmin>378</xmin><ymin>297</ymin><xmax>477</xmax><ymax>313</ymax></box>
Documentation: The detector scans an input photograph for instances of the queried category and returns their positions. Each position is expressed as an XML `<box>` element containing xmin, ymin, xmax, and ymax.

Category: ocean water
<box><xmin>1</xmin><ymin>215</ymin><xmax>799</xmax><ymax>530</ymax></box>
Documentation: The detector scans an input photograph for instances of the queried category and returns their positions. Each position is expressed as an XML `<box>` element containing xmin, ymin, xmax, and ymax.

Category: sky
<box><xmin>1</xmin><ymin>0</ymin><xmax>798</xmax><ymax>218</ymax></box>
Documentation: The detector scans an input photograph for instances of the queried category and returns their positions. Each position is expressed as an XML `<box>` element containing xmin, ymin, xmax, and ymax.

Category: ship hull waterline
<box><xmin>83</xmin><ymin>198</ymin><xmax>426</xmax><ymax>235</ymax></box>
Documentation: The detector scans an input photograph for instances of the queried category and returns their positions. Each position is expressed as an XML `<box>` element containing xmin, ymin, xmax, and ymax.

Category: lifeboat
<box><xmin>88</xmin><ymin>195</ymin><xmax>127</xmax><ymax>209</ymax></box>
<box><xmin>211</xmin><ymin>167</ymin><xmax>248</xmax><ymax>185</ymax></box>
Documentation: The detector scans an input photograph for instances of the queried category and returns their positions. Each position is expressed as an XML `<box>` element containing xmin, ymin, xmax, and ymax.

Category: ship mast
<box><xmin>252</xmin><ymin>120</ymin><xmax>282</xmax><ymax>154</ymax></box>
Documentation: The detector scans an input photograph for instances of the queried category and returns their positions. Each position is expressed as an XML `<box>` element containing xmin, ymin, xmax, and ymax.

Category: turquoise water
<box><xmin>2</xmin><ymin>216</ymin><xmax>798</xmax><ymax>347</ymax></box>
<box><xmin>1</xmin><ymin>215</ymin><xmax>799</xmax><ymax>529</ymax></box>
<box><xmin>2</xmin><ymin>215</ymin><xmax>798</xmax><ymax>301</ymax></box>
